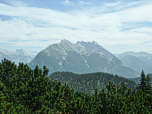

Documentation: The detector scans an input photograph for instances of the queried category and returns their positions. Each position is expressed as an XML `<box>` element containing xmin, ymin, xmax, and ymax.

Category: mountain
<box><xmin>114</xmin><ymin>51</ymin><xmax>152</xmax><ymax>75</ymax></box>
<box><xmin>0</xmin><ymin>48</ymin><xmax>38</xmax><ymax>67</ymax></box>
<box><xmin>27</xmin><ymin>39</ymin><xmax>140</xmax><ymax>78</ymax></box>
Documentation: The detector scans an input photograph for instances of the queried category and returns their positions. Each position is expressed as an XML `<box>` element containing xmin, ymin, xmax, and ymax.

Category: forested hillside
<box><xmin>47</xmin><ymin>71</ymin><xmax>141</xmax><ymax>96</ymax></box>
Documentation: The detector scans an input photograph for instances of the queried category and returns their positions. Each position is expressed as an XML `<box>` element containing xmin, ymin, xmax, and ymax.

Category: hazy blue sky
<box><xmin>0</xmin><ymin>0</ymin><xmax>152</xmax><ymax>54</ymax></box>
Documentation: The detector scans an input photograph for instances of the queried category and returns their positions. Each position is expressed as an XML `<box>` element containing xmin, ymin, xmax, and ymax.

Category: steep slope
<box><xmin>114</xmin><ymin>51</ymin><xmax>152</xmax><ymax>75</ymax></box>
<box><xmin>27</xmin><ymin>39</ymin><xmax>140</xmax><ymax>78</ymax></box>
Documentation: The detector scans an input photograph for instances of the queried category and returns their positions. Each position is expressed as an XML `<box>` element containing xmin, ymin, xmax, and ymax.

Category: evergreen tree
<box><xmin>135</xmin><ymin>70</ymin><xmax>147</xmax><ymax>93</ymax></box>
<box><xmin>144</xmin><ymin>73</ymin><xmax>152</xmax><ymax>94</ymax></box>
<box><xmin>1</xmin><ymin>58</ymin><xmax>152</xmax><ymax>113</ymax></box>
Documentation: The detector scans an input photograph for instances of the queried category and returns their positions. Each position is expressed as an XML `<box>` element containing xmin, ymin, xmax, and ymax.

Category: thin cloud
<box><xmin>4</xmin><ymin>0</ymin><xmax>27</xmax><ymax>7</ymax></box>
<box><xmin>0</xmin><ymin>0</ymin><xmax>151</xmax><ymax>54</ymax></box>
<box><xmin>78</xmin><ymin>1</ymin><xmax>92</xmax><ymax>6</ymax></box>
<box><xmin>62</xmin><ymin>0</ymin><xmax>73</xmax><ymax>6</ymax></box>
<box><xmin>104</xmin><ymin>1</ymin><xmax>122</xmax><ymax>7</ymax></box>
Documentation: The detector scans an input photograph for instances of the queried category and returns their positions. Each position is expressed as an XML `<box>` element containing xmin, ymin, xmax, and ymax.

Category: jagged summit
<box><xmin>0</xmin><ymin>48</ymin><xmax>12</xmax><ymax>55</ymax></box>
<box><xmin>60</xmin><ymin>39</ymin><xmax>70</xmax><ymax>43</ymax></box>
<box><xmin>59</xmin><ymin>39</ymin><xmax>74</xmax><ymax>48</ymax></box>
<box><xmin>15</xmin><ymin>49</ymin><xmax>27</xmax><ymax>56</ymax></box>
<box><xmin>76</xmin><ymin>41</ymin><xmax>99</xmax><ymax>46</ymax></box>
<box><xmin>75</xmin><ymin>40</ymin><xmax>103</xmax><ymax>54</ymax></box>
<box><xmin>92</xmin><ymin>41</ymin><xmax>99</xmax><ymax>45</ymax></box>
<box><xmin>59</xmin><ymin>40</ymin><xmax>99</xmax><ymax>47</ymax></box>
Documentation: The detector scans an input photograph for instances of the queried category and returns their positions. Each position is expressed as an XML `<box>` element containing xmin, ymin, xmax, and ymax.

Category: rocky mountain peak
<box><xmin>15</xmin><ymin>49</ymin><xmax>26</xmax><ymax>56</ymax></box>
<box><xmin>76</xmin><ymin>41</ymin><xmax>100</xmax><ymax>47</ymax></box>
<box><xmin>75</xmin><ymin>40</ymin><xmax>103</xmax><ymax>54</ymax></box>
<box><xmin>92</xmin><ymin>41</ymin><xmax>99</xmax><ymax>45</ymax></box>
<box><xmin>60</xmin><ymin>39</ymin><xmax>71</xmax><ymax>44</ymax></box>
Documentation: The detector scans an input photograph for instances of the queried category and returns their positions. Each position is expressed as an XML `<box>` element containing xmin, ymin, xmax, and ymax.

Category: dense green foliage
<box><xmin>48</xmin><ymin>72</ymin><xmax>141</xmax><ymax>96</ymax></box>
<box><xmin>0</xmin><ymin>58</ymin><xmax>152</xmax><ymax>113</ymax></box>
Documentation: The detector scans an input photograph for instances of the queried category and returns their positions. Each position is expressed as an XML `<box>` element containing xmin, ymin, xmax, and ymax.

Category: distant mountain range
<box><xmin>114</xmin><ymin>52</ymin><xmax>152</xmax><ymax>75</ymax></box>
<box><xmin>0</xmin><ymin>39</ymin><xmax>151</xmax><ymax>79</ymax></box>
<box><xmin>0</xmin><ymin>48</ymin><xmax>38</xmax><ymax>67</ymax></box>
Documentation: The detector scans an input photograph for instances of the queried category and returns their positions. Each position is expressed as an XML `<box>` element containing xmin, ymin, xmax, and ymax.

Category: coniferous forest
<box><xmin>0</xmin><ymin>58</ymin><xmax>152</xmax><ymax>114</ymax></box>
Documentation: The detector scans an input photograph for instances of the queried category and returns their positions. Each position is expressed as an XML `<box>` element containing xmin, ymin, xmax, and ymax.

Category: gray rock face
<box><xmin>27</xmin><ymin>40</ymin><xmax>140</xmax><ymax>78</ymax></box>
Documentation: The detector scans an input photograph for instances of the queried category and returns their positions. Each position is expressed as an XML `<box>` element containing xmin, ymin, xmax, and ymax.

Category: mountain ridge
<box><xmin>27</xmin><ymin>39</ymin><xmax>140</xmax><ymax>78</ymax></box>
<box><xmin>114</xmin><ymin>51</ymin><xmax>152</xmax><ymax>75</ymax></box>
<box><xmin>1</xmin><ymin>40</ymin><xmax>151</xmax><ymax>78</ymax></box>
<box><xmin>0</xmin><ymin>48</ymin><xmax>38</xmax><ymax>67</ymax></box>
